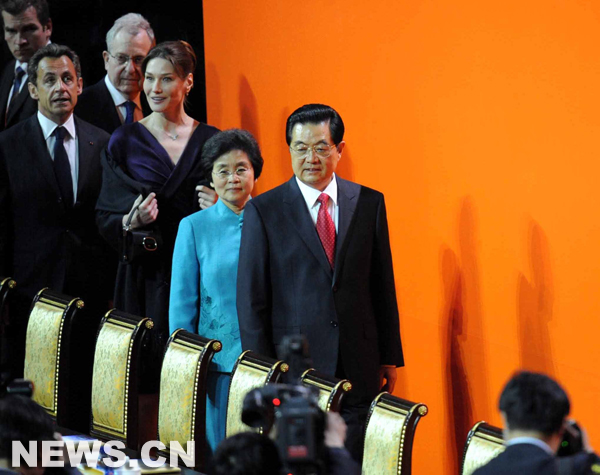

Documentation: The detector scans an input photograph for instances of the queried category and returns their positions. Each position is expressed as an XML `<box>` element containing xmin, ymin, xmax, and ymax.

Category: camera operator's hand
<box><xmin>379</xmin><ymin>365</ymin><xmax>397</xmax><ymax>393</ymax></box>
<box><xmin>324</xmin><ymin>412</ymin><xmax>347</xmax><ymax>449</ymax></box>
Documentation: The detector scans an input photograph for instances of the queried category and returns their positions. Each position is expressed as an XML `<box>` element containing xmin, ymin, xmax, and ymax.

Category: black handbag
<box><xmin>121</xmin><ymin>199</ymin><xmax>163</xmax><ymax>263</ymax></box>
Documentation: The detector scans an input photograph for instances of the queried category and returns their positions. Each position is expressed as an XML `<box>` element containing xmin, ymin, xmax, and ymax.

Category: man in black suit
<box><xmin>75</xmin><ymin>13</ymin><xmax>154</xmax><ymax>134</ymax></box>
<box><xmin>0</xmin><ymin>0</ymin><xmax>51</xmax><ymax>131</ymax></box>
<box><xmin>0</xmin><ymin>43</ymin><xmax>110</xmax><ymax>378</ymax></box>
<box><xmin>473</xmin><ymin>371</ymin><xmax>600</xmax><ymax>475</ymax></box>
<box><xmin>237</xmin><ymin>103</ymin><xmax>404</xmax><ymax>461</ymax></box>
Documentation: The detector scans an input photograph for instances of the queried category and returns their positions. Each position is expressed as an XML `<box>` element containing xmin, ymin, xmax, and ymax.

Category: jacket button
<box><xmin>57</xmin><ymin>197</ymin><xmax>62</xmax><ymax>203</ymax></box>
<box><xmin>330</xmin><ymin>321</ymin><xmax>338</xmax><ymax>328</ymax></box>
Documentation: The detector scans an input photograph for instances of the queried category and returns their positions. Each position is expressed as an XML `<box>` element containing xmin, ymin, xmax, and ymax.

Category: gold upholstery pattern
<box><xmin>226</xmin><ymin>351</ymin><xmax>288</xmax><ymax>437</ymax></box>
<box><xmin>362</xmin><ymin>393</ymin><xmax>428</xmax><ymax>475</ymax></box>
<box><xmin>24</xmin><ymin>300</ymin><xmax>64</xmax><ymax>415</ymax></box>
<box><xmin>158</xmin><ymin>341</ymin><xmax>200</xmax><ymax>450</ymax></box>
<box><xmin>91</xmin><ymin>320</ymin><xmax>133</xmax><ymax>437</ymax></box>
<box><xmin>461</xmin><ymin>422</ymin><xmax>505</xmax><ymax>475</ymax></box>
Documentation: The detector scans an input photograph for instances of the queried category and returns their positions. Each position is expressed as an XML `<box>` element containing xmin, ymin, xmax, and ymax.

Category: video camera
<box><xmin>0</xmin><ymin>374</ymin><xmax>33</xmax><ymax>398</ymax></box>
<box><xmin>241</xmin><ymin>336</ymin><xmax>327</xmax><ymax>475</ymax></box>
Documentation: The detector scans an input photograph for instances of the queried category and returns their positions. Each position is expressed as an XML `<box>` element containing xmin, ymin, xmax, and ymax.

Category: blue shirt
<box><xmin>169</xmin><ymin>199</ymin><xmax>244</xmax><ymax>372</ymax></box>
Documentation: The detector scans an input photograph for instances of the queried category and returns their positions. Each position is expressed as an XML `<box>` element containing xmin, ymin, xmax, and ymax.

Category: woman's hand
<box><xmin>196</xmin><ymin>185</ymin><xmax>217</xmax><ymax>210</ymax></box>
<box><xmin>122</xmin><ymin>193</ymin><xmax>159</xmax><ymax>230</ymax></box>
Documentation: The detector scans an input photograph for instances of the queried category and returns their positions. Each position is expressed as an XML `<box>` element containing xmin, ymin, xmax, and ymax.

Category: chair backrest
<box><xmin>362</xmin><ymin>392</ymin><xmax>428</xmax><ymax>475</ymax></box>
<box><xmin>0</xmin><ymin>276</ymin><xmax>16</xmax><ymax>315</ymax></box>
<box><xmin>156</xmin><ymin>329</ymin><xmax>222</xmax><ymax>472</ymax></box>
<box><xmin>90</xmin><ymin>309</ymin><xmax>154</xmax><ymax>451</ymax></box>
<box><xmin>226</xmin><ymin>350</ymin><xmax>288</xmax><ymax>437</ymax></box>
<box><xmin>300</xmin><ymin>368</ymin><xmax>352</xmax><ymax>412</ymax></box>
<box><xmin>461</xmin><ymin>421</ymin><xmax>505</xmax><ymax>475</ymax></box>
<box><xmin>23</xmin><ymin>288</ymin><xmax>90</xmax><ymax>431</ymax></box>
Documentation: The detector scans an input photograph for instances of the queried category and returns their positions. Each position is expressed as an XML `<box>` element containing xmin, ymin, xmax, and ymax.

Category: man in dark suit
<box><xmin>0</xmin><ymin>43</ymin><xmax>110</xmax><ymax>378</ymax></box>
<box><xmin>0</xmin><ymin>0</ymin><xmax>51</xmax><ymax>131</ymax></box>
<box><xmin>237</xmin><ymin>103</ymin><xmax>404</xmax><ymax>461</ymax></box>
<box><xmin>473</xmin><ymin>371</ymin><xmax>600</xmax><ymax>475</ymax></box>
<box><xmin>75</xmin><ymin>13</ymin><xmax>154</xmax><ymax>134</ymax></box>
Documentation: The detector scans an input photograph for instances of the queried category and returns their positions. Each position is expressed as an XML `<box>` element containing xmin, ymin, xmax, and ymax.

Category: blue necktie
<box><xmin>53</xmin><ymin>127</ymin><xmax>74</xmax><ymax>207</ymax></box>
<box><xmin>124</xmin><ymin>101</ymin><xmax>135</xmax><ymax>124</ymax></box>
<box><xmin>6</xmin><ymin>66</ymin><xmax>25</xmax><ymax>121</ymax></box>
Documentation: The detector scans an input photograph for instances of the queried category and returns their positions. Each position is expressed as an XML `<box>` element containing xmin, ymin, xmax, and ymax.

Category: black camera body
<box><xmin>241</xmin><ymin>335</ymin><xmax>327</xmax><ymax>475</ymax></box>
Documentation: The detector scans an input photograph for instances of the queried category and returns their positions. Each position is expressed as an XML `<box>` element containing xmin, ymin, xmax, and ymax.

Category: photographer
<box><xmin>209</xmin><ymin>412</ymin><xmax>358</xmax><ymax>475</ymax></box>
<box><xmin>473</xmin><ymin>371</ymin><xmax>600</xmax><ymax>475</ymax></box>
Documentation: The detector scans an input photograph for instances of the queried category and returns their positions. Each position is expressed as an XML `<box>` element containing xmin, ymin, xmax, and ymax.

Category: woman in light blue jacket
<box><xmin>169</xmin><ymin>129</ymin><xmax>263</xmax><ymax>452</ymax></box>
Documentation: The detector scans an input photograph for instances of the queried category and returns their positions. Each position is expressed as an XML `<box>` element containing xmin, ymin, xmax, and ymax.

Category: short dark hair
<box><xmin>499</xmin><ymin>371</ymin><xmax>570</xmax><ymax>436</ymax></box>
<box><xmin>0</xmin><ymin>395</ymin><xmax>55</xmax><ymax>460</ymax></box>
<box><xmin>0</xmin><ymin>0</ymin><xmax>50</xmax><ymax>26</ymax></box>
<box><xmin>285</xmin><ymin>103</ymin><xmax>345</xmax><ymax>146</ymax></box>
<box><xmin>201</xmin><ymin>129</ymin><xmax>264</xmax><ymax>180</ymax></box>
<box><xmin>208</xmin><ymin>432</ymin><xmax>282</xmax><ymax>475</ymax></box>
<box><xmin>27</xmin><ymin>43</ymin><xmax>81</xmax><ymax>87</ymax></box>
<box><xmin>142</xmin><ymin>40</ymin><xmax>196</xmax><ymax>79</ymax></box>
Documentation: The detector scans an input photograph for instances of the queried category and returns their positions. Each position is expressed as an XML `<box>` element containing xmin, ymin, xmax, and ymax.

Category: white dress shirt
<box><xmin>37</xmin><ymin>111</ymin><xmax>79</xmax><ymax>201</ymax></box>
<box><xmin>104</xmin><ymin>75</ymin><xmax>143</xmax><ymax>123</ymax></box>
<box><xmin>296</xmin><ymin>173</ymin><xmax>339</xmax><ymax>233</ymax></box>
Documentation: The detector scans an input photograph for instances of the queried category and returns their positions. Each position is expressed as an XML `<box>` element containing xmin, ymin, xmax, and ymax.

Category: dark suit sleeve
<box><xmin>236</xmin><ymin>200</ymin><xmax>276</xmax><ymax>357</ymax></box>
<box><xmin>372</xmin><ymin>194</ymin><xmax>404</xmax><ymax>367</ymax></box>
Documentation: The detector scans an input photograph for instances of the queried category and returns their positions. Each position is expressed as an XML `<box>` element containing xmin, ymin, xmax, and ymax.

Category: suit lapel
<box><xmin>23</xmin><ymin>116</ymin><xmax>62</xmax><ymax>198</ymax></box>
<box><xmin>284</xmin><ymin>177</ymin><xmax>333</xmax><ymax>278</ymax></box>
<box><xmin>99</xmin><ymin>81</ymin><xmax>122</xmax><ymax>131</ymax></box>
<box><xmin>5</xmin><ymin>84</ymin><xmax>30</xmax><ymax>124</ymax></box>
<box><xmin>333</xmin><ymin>177</ymin><xmax>360</xmax><ymax>280</ymax></box>
<box><xmin>75</xmin><ymin>117</ymin><xmax>95</xmax><ymax>204</ymax></box>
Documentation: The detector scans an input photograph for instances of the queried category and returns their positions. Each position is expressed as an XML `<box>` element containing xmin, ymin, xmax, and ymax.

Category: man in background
<box><xmin>75</xmin><ymin>13</ymin><xmax>154</xmax><ymax>133</ymax></box>
<box><xmin>0</xmin><ymin>0</ymin><xmax>51</xmax><ymax>131</ymax></box>
<box><xmin>474</xmin><ymin>371</ymin><xmax>600</xmax><ymax>475</ymax></box>
<box><xmin>0</xmin><ymin>44</ymin><xmax>110</xmax><ymax>378</ymax></box>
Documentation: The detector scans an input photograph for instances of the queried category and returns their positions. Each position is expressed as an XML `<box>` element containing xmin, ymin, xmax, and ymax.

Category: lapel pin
<box><xmin>89</xmin><ymin>141</ymin><xmax>94</xmax><ymax>145</ymax></box>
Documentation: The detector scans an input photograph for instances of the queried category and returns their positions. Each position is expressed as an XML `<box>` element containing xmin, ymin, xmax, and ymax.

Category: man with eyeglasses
<box><xmin>76</xmin><ymin>13</ymin><xmax>154</xmax><ymax>133</ymax></box>
<box><xmin>0</xmin><ymin>0</ymin><xmax>52</xmax><ymax>132</ymax></box>
<box><xmin>237</xmin><ymin>103</ymin><xmax>404</xmax><ymax>463</ymax></box>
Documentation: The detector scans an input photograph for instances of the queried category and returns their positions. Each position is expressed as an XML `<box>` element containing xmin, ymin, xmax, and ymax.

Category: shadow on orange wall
<box><xmin>517</xmin><ymin>219</ymin><xmax>555</xmax><ymax>375</ymax></box>
<box><xmin>204</xmin><ymin>61</ymin><xmax>221</xmax><ymax>126</ymax></box>
<box><xmin>440</xmin><ymin>245</ymin><xmax>471</xmax><ymax>472</ymax></box>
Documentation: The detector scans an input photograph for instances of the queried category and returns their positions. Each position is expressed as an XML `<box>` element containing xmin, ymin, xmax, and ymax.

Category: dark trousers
<box><xmin>336</xmin><ymin>352</ymin><xmax>373</xmax><ymax>464</ymax></box>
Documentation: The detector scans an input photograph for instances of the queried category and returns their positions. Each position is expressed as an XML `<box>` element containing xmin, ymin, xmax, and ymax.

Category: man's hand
<box><xmin>379</xmin><ymin>365</ymin><xmax>397</xmax><ymax>393</ymax></box>
<box><xmin>324</xmin><ymin>412</ymin><xmax>347</xmax><ymax>448</ymax></box>
<box><xmin>196</xmin><ymin>185</ymin><xmax>217</xmax><ymax>209</ymax></box>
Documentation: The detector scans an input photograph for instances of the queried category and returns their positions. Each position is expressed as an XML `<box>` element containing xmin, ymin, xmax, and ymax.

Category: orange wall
<box><xmin>203</xmin><ymin>1</ymin><xmax>600</xmax><ymax>472</ymax></box>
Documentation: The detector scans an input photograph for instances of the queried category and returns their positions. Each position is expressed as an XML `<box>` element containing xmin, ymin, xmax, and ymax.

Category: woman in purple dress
<box><xmin>96</xmin><ymin>41</ymin><xmax>219</xmax><ymax>338</ymax></box>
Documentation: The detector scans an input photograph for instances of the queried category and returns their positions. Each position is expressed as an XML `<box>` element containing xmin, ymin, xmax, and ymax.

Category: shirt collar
<box><xmin>296</xmin><ymin>173</ymin><xmax>338</xmax><ymax>208</ymax></box>
<box><xmin>506</xmin><ymin>437</ymin><xmax>554</xmax><ymax>455</ymax></box>
<box><xmin>15</xmin><ymin>60</ymin><xmax>28</xmax><ymax>76</ymax></box>
<box><xmin>104</xmin><ymin>74</ymin><xmax>141</xmax><ymax>109</ymax></box>
<box><xmin>37</xmin><ymin>111</ymin><xmax>76</xmax><ymax>141</ymax></box>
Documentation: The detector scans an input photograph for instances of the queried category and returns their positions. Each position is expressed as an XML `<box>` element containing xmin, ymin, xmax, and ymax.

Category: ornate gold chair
<box><xmin>22</xmin><ymin>288</ymin><xmax>96</xmax><ymax>432</ymax></box>
<box><xmin>0</xmin><ymin>277</ymin><xmax>16</xmax><ymax>314</ymax></box>
<box><xmin>361</xmin><ymin>392</ymin><xmax>428</xmax><ymax>475</ymax></box>
<box><xmin>300</xmin><ymin>369</ymin><xmax>352</xmax><ymax>412</ymax></box>
<box><xmin>225</xmin><ymin>350</ymin><xmax>288</xmax><ymax>437</ymax></box>
<box><xmin>156</xmin><ymin>329</ymin><xmax>222</xmax><ymax>472</ymax></box>
<box><xmin>461</xmin><ymin>421</ymin><xmax>505</xmax><ymax>475</ymax></box>
<box><xmin>90</xmin><ymin>309</ymin><xmax>155</xmax><ymax>451</ymax></box>
<box><xmin>0</xmin><ymin>277</ymin><xmax>16</xmax><ymax>371</ymax></box>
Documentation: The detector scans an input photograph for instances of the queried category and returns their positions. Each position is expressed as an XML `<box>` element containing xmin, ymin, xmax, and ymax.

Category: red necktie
<box><xmin>316</xmin><ymin>193</ymin><xmax>336</xmax><ymax>269</ymax></box>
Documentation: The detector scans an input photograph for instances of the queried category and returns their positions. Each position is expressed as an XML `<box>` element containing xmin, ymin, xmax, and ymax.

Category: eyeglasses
<box><xmin>108</xmin><ymin>52</ymin><xmax>145</xmax><ymax>67</ymax></box>
<box><xmin>289</xmin><ymin>143</ymin><xmax>337</xmax><ymax>159</ymax></box>
<box><xmin>212</xmin><ymin>167</ymin><xmax>251</xmax><ymax>180</ymax></box>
